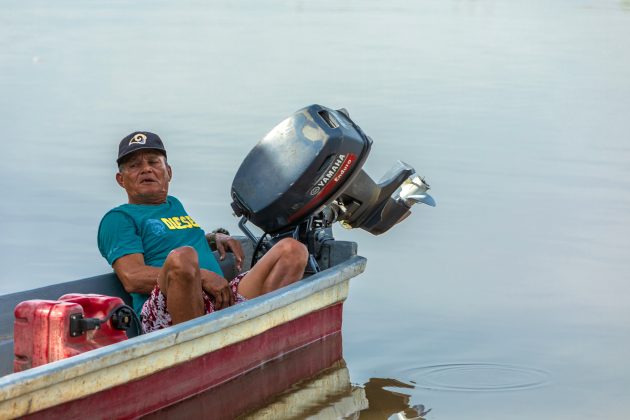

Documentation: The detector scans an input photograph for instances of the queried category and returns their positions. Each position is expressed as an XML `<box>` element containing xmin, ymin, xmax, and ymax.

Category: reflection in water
<box><xmin>241</xmin><ymin>361</ymin><xmax>367</xmax><ymax>419</ymax></box>
<box><xmin>358</xmin><ymin>378</ymin><xmax>431</xmax><ymax>420</ymax></box>
<box><xmin>243</xmin><ymin>370</ymin><xmax>432</xmax><ymax>419</ymax></box>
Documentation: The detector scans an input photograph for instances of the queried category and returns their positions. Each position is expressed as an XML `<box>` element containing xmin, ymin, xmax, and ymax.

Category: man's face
<box><xmin>116</xmin><ymin>150</ymin><xmax>172</xmax><ymax>205</ymax></box>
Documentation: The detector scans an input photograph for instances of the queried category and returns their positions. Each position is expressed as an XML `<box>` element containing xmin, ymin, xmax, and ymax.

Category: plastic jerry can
<box><xmin>13</xmin><ymin>294</ymin><xmax>129</xmax><ymax>372</ymax></box>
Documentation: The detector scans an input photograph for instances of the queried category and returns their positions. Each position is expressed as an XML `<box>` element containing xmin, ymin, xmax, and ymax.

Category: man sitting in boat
<box><xmin>97</xmin><ymin>131</ymin><xmax>308</xmax><ymax>333</ymax></box>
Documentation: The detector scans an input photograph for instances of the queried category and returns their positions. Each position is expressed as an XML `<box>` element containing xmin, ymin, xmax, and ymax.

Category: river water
<box><xmin>2</xmin><ymin>0</ymin><xmax>630</xmax><ymax>418</ymax></box>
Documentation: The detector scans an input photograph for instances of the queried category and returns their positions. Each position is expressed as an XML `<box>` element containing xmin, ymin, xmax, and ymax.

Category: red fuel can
<box><xmin>13</xmin><ymin>294</ymin><xmax>129</xmax><ymax>372</ymax></box>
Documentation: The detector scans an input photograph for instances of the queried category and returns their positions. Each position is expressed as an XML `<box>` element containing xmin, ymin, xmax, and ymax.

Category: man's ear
<box><xmin>116</xmin><ymin>172</ymin><xmax>125</xmax><ymax>188</ymax></box>
<box><xmin>167</xmin><ymin>164</ymin><xmax>173</xmax><ymax>181</ymax></box>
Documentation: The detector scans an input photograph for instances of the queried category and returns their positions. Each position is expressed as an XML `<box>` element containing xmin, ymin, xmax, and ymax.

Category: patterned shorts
<box><xmin>141</xmin><ymin>272</ymin><xmax>248</xmax><ymax>333</ymax></box>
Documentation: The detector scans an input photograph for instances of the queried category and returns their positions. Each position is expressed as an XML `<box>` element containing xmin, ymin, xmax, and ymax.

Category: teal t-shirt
<box><xmin>97</xmin><ymin>195</ymin><xmax>223</xmax><ymax>314</ymax></box>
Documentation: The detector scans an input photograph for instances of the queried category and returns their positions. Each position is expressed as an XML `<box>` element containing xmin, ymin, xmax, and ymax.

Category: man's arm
<box><xmin>113</xmin><ymin>253</ymin><xmax>162</xmax><ymax>294</ymax></box>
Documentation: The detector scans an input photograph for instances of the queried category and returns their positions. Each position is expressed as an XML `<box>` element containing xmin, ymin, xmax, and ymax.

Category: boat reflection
<box><xmin>241</xmin><ymin>360</ymin><xmax>366</xmax><ymax>419</ymax></box>
<box><xmin>357</xmin><ymin>378</ymin><xmax>431</xmax><ymax>420</ymax></box>
<box><xmin>146</xmin><ymin>333</ymin><xmax>430</xmax><ymax>419</ymax></box>
<box><xmin>244</xmin><ymin>373</ymin><xmax>431</xmax><ymax>420</ymax></box>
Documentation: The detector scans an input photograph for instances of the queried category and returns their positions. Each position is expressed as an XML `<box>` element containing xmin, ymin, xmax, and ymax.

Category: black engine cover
<box><xmin>231</xmin><ymin>104</ymin><xmax>372</xmax><ymax>234</ymax></box>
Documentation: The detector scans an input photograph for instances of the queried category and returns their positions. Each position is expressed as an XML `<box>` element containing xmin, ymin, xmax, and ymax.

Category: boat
<box><xmin>0</xmin><ymin>105</ymin><xmax>435</xmax><ymax>418</ymax></box>
<box><xmin>0</xmin><ymin>238</ymin><xmax>366</xmax><ymax>418</ymax></box>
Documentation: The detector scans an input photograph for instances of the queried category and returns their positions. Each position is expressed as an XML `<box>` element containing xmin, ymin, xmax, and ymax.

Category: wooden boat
<box><xmin>0</xmin><ymin>238</ymin><xmax>366</xmax><ymax>419</ymax></box>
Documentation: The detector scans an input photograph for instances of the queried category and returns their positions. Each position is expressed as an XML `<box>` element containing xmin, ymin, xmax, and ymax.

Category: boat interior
<box><xmin>0</xmin><ymin>236</ymin><xmax>358</xmax><ymax>378</ymax></box>
<box><xmin>0</xmin><ymin>242</ymin><xmax>248</xmax><ymax>377</ymax></box>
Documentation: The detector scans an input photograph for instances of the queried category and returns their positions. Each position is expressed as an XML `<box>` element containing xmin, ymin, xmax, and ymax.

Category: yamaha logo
<box><xmin>129</xmin><ymin>133</ymin><xmax>147</xmax><ymax>145</ymax></box>
<box><xmin>287</xmin><ymin>153</ymin><xmax>357</xmax><ymax>224</ymax></box>
<box><xmin>309</xmin><ymin>154</ymin><xmax>347</xmax><ymax>196</ymax></box>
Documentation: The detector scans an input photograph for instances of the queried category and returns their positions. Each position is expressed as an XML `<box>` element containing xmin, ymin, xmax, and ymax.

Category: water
<box><xmin>2</xmin><ymin>0</ymin><xmax>630</xmax><ymax>418</ymax></box>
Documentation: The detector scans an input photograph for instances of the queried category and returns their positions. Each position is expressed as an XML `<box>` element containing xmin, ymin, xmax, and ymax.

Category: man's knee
<box><xmin>275</xmin><ymin>238</ymin><xmax>308</xmax><ymax>266</ymax></box>
<box><xmin>164</xmin><ymin>246</ymin><xmax>199</xmax><ymax>283</ymax></box>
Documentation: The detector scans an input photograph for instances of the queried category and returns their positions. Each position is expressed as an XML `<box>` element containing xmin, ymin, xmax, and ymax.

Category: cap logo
<box><xmin>129</xmin><ymin>133</ymin><xmax>147</xmax><ymax>145</ymax></box>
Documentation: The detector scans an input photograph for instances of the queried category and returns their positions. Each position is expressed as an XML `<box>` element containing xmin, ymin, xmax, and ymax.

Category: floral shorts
<box><xmin>141</xmin><ymin>272</ymin><xmax>248</xmax><ymax>333</ymax></box>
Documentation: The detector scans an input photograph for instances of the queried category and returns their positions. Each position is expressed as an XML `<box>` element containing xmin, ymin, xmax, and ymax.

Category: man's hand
<box><xmin>201</xmin><ymin>270</ymin><xmax>234</xmax><ymax>310</ymax></box>
<box><xmin>213</xmin><ymin>233</ymin><xmax>245</xmax><ymax>272</ymax></box>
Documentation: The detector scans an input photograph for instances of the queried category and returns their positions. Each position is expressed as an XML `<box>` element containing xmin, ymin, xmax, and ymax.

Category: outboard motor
<box><xmin>231</xmin><ymin>104</ymin><xmax>435</xmax><ymax>272</ymax></box>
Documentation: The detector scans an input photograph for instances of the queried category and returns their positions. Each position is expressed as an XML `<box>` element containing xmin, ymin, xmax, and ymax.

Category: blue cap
<box><xmin>117</xmin><ymin>131</ymin><xmax>167</xmax><ymax>164</ymax></box>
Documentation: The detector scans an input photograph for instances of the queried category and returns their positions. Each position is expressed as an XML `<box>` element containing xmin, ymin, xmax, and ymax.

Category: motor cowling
<box><xmin>13</xmin><ymin>294</ymin><xmax>129</xmax><ymax>372</ymax></box>
<box><xmin>231</xmin><ymin>104</ymin><xmax>372</xmax><ymax>234</ymax></box>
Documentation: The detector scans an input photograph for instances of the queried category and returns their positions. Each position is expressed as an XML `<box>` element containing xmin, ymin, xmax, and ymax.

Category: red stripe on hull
<box><xmin>25</xmin><ymin>303</ymin><xmax>344</xmax><ymax>419</ymax></box>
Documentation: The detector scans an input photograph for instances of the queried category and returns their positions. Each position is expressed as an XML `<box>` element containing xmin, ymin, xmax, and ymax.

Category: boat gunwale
<box><xmin>0</xmin><ymin>255</ymin><xmax>366</xmax><ymax>401</ymax></box>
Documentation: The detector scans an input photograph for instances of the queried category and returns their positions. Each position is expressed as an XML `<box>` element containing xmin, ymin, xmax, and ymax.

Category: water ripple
<box><xmin>404</xmin><ymin>363</ymin><xmax>551</xmax><ymax>392</ymax></box>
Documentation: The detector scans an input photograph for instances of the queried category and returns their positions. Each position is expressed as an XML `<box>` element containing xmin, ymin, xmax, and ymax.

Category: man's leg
<box><xmin>158</xmin><ymin>246</ymin><xmax>205</xmax><ymax>325</ymax></box>
<box><xmin>237</xmin><ymin>238</ymin><xmax>309</xmax><ymax>299</ymax></box>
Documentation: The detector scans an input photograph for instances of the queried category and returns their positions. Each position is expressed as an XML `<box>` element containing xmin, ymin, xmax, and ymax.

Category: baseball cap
<box><xmin>117</xmin><ymin>131</ymin><xmax>167</xmax><ymax>164</ymax></box>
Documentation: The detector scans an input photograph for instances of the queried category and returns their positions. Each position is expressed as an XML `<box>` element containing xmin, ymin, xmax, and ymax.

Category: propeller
<box><xmin>398</xmin><ymin>176</ymin><xmax>436</xmax><ymax>208</ymax></box>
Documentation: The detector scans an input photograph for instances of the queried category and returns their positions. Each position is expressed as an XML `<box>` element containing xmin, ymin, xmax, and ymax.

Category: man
<box><xmin>98</xmin><ymin>131</ymin><xmax>308</xmax><ymax>333</ymax></box>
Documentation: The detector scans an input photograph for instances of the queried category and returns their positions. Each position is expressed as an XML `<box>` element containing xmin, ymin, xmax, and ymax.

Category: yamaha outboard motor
<box><xmin>231</xmin><ymin>104</ymin><xmax>435</xmax><ymax>272</ymax></box>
